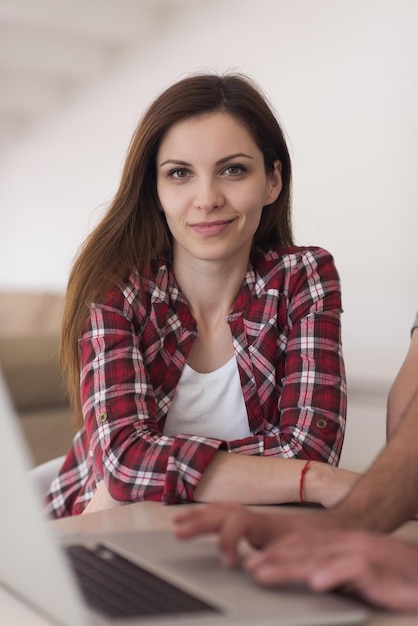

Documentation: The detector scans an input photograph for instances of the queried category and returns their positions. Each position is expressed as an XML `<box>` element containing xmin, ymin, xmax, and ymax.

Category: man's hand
<box><xmin>173</xmin><ymin>502</ymin><xmax>329</xmax><ymax>568</ymax></box>
<box><xmin>244</xmin><ymin>529</ymin><xmax>418</xmax><ymax>612</ymax></box>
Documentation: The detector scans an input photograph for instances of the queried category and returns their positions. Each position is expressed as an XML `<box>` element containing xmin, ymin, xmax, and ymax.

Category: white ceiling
<box><xmin>0</xmin><ymin>0</ymin><xmax>201</xmax><ymax>157</ymax></box>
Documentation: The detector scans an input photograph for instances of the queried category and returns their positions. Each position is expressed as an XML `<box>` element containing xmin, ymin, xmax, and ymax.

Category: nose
<box><xmin>193</xmin><ymin>177</ymin><xmax>224</xmax><ymax>212</ymax></box>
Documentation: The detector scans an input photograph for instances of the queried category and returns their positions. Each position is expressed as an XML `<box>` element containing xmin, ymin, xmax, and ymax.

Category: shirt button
<box><xmin>97</xmin><ymin>412</ymin><xmax>108</xmax><ymax>423</ymax></box>
<box><xmin>316</xmin><ymin>418</ymin><xmax>327</xmax><ymax>429</ymax></box>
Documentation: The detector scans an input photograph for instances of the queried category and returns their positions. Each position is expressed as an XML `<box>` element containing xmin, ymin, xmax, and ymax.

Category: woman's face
<box><xmin>156</xmin><ymin>112</ymin><xmax>282</xmax><ymax>268</ymax></box>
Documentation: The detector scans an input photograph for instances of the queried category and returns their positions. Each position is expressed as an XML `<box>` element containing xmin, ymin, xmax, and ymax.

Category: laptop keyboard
<box><xmin>64</xmin><ymin>544</ymin><xmax>220</xmax><ymax>619</ymax></box>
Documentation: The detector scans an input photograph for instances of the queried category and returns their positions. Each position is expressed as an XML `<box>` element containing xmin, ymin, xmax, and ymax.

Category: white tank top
<box><xmin>163</xmin><ymin>356</ymin><xmax>250</xmax><ymax>440</ymax></box>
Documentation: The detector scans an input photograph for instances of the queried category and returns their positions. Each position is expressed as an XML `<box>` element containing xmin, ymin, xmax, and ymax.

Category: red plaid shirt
<box><xmin>46</xmin><ymin>246</ymin><xmax>346</xmax><ymax>517</ymax></box>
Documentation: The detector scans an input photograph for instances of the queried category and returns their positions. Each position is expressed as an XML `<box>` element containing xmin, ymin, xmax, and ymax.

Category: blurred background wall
<box><xmin>0</xmin><ymin>0</ymin><xmax>417</xmax><ymax>470</ymax></box>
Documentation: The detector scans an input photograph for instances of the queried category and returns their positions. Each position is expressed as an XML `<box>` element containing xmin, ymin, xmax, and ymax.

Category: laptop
<box><xmin>0</xmin><ymin>369</ymin><xmax>369</xmax><ymax>626</ymax></box>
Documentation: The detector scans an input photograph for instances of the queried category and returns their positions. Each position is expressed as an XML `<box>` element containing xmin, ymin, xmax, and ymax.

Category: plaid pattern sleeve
<box><xmin>223</xmin><ymin>247</ymin><xmax>346</xmax><ymax>465</ymax></box>
<box><xmin>46</xmin><ymin>270</ymin><xmax>227</xmax><ymax>517</ymax></box>
<box><xmin>45</xmin><ymin>246</ymin><xmax>346</xmax><ymax>517</ymax></box>
<box><xmin>70</xmin><ymin>304</ymin><xmax>224</xmax><ymax>513</ymax></box>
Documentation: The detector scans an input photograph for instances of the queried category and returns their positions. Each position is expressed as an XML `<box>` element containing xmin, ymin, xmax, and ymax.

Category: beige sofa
<box><xmin>0</xmin><ymin>291</ymin><xmax>74</xmax><ymax>466</ymax></box>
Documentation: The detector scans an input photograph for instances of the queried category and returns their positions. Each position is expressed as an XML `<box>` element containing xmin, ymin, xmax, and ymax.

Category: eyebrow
<box><xmin>158</xmin><ymin>152</ymin><xmax>254</xmax><ymax>167</ymax></box>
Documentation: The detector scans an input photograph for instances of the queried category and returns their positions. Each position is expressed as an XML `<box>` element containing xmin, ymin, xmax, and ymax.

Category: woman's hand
<box><xmin>244</xmin><ymin>529</ymin><xmax>418</xmax><ymax>612</ymax></box>
<box><xmin>82</xmin><ymin>481</ymin><xmax>121</xmax><ymax>515</ymax></box>
<box><xmin>304</xmin><ymin>463</ymin><xmax>361</xmax><ymax>508</ymax></box>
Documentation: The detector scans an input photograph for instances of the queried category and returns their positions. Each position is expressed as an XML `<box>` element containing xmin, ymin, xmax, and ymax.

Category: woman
<box><xmin>46</xmin><ymin>73</ymin><xmax>357</xmax><ymax>518</ymax></box>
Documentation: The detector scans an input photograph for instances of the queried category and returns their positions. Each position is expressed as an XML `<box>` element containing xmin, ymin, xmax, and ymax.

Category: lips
<box><xmin>190</xmin><ymin>219</ymin><xmax>234</xmax><ymax>236</ymax></box>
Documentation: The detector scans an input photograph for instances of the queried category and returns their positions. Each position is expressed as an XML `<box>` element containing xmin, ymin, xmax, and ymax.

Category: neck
<box><xmin>173</xmin><ymin>256</ymin><xmax>248</xmax><ymax>321</ymax></box>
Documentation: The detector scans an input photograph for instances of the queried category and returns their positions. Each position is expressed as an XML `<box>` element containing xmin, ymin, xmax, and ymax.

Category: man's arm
<box><xmin>326</xmin><ymin>383</ymin><xmax>418</xmax><ymax>531</ymax></box>
<box><xmin>386</xmin><ymin>325</ymin><xmax>418</xmax><ymax>438</ymax></box>
<box><xmin>329</xmin><ymin>322</ymin><xmax>418</xmax><ymax>532</ymax></box>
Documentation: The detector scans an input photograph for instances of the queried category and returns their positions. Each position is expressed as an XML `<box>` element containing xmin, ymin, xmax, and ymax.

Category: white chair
<box><xmin>29</xmin><ymin>455</ymin><xmax>65</xmax><ymax>500</ymax></box>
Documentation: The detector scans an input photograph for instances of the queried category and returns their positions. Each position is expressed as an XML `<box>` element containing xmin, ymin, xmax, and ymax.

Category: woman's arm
<box><xmin>83</xmin><ymin>452</ymin><xmax>360</xmax><ymax>515</ymax></box>
<box><xmin>81</xmin><ymin>297</ymin><xmax>357</xmax><ymax>508</ymax></box>
<box><xmin>193</xmin><ymin>451</ymin><xmax>359</xmax><ymax>506</ymax></box>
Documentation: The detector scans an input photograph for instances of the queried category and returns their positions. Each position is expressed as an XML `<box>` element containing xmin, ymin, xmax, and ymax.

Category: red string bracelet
<box><xmin>299</xmin><ymin>459</ymin><xmax>313</xmax><ymax>503</ymax></box>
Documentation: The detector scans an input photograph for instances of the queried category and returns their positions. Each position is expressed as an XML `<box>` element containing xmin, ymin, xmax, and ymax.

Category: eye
<box><xmin>223</xmin><ymin>164</ymin><xmax>248</xmax><ymax>176</ymax></box>
<box><xmin>168</xmin><ymin>167</ymin><xmax>190</xmax><ymax>179</ymax></box>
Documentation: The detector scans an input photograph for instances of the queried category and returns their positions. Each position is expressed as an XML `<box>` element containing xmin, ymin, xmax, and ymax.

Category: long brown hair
<box><xmin>61</xmin><ymin>72</ymin><xmax>293</xmax><ymax>424</ymax></box>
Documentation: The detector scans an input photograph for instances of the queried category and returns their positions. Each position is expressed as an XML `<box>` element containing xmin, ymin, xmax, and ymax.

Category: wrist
<box><xmin>303</xmin><ymin>461</ymin><xmax>345</xmax><ymax>508</ymax></box>
<box><xmin>299</xmin><ymin>459</ymin><xmax>314</xmax><ymax>503</ymax></box>
<box><xmin>301</xmin><ymin>460</ymin><xmax>326</xmax><ymax>505</ymax></box>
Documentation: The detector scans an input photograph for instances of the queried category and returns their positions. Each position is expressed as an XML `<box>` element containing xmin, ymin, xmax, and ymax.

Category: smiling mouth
<box><xmin>190</xmin><ymin>220</ymin><xmax>234</xmax><ymax>236</ymax></box>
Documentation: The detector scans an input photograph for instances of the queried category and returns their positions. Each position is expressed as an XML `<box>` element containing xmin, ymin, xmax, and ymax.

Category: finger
<box><xmin>305</xmin><ymin>553</ymin><xmax>402</xmax><ymax>609</ymax></box>
<box><xmin>246</xmin><ymin>548</ymin><xmax>322</xmax><ymax>586</ymax></box>
<box><xmin>309</xmin><ymin>545</ymin><xmax>418</xmax><ymax>613</ymax></box>
<box><xmin>172</xmin><ymin>506</ymin><xmax>222</xmax><ymax>538</ymax></box>
<box><xmin>216</xmin><ymin>510</ymin><xmax>263</xmax><ymax>568</ymax></box>
<box><xmin>248</xmin><ymin>530</ymin><xmax>332</xmax><ymax>567</ymax></box>
<box><xmin>173</xmin><ymin>503</ymin><xmax>240</xmax><ymax>539</ymax></box>
<box><xmin>308</xmin><ymin>554</ymin><xmax>363</xmax><ymax>592</ymax></box>
<box><xmin>174</xmin><ymin>504</ymin><xmax>248</xmax><ymax>568</ymax></box>
<box><xmin>244</xmin><ymin>532</ymin><xmax>351</xmax><ymax>585</ymax></box>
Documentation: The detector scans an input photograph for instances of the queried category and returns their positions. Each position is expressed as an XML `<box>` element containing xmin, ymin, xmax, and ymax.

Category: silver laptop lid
<box><xmin>0</xmin><ymin>369</ymin><xmax>89</xmax><ymax>626</ymax></box>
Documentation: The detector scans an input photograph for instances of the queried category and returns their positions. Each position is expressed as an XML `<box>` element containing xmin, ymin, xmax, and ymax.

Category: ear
<box><xmin>265</xmin><ymin>160</ymin><xmax>282</xmax><ymax>205</ymax></box>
